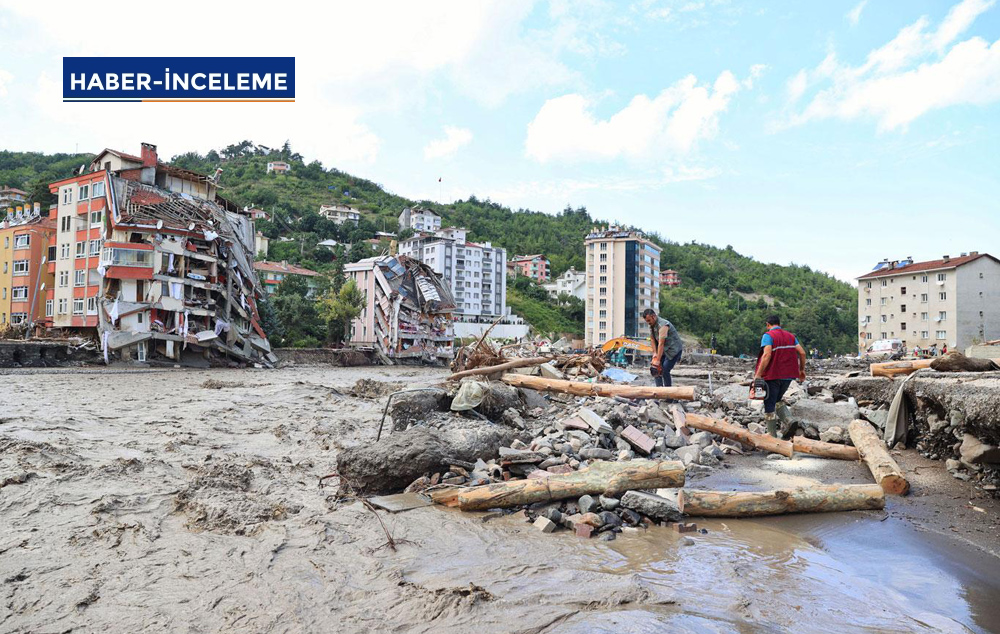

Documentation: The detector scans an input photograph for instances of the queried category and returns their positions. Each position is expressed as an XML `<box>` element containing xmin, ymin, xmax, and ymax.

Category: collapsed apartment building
<box><xmin>346</xmin><ymin>255</ymin><xmax>455</xmax><ymax>363</ymax></box>
<box><xmin>48</xmin><ymin>143</ymin><xmax>274</xmax><ymax>366</ymax></box>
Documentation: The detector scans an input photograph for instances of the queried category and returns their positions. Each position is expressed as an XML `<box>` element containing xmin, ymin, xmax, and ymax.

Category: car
<box><xmin>864</xmin><ymin>338</ymin><xmax>904</xmax><ymax>360</ymax></box>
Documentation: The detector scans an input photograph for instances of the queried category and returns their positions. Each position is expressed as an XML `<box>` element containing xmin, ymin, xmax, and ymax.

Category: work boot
<box><xmin>764</xmin><ymin>413</ymin><xmax>778</xmax><ymax>438</ymax></box>
<box><xmin>775</xmin><ymin>402</ymin><xmax>790</xmax><ymax>424</ymax></box>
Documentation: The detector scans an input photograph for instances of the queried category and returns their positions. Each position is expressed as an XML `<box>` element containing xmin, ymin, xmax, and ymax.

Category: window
<box><xmin>90</xmin><ymin>210</ymin><xmax>102</xmax><ymax>226</ymax></box>
<box><xmin>1</xmin><ymin>288</ymin><xmax>5</xmax><ymax>299</ymax></box>
<box><xmin>920</xmin><ymin>331</ymin><xmax>929</xmax><ymax>339</ymax></box>
<box><xmin>920</xmin><ymin>293</ymin><xmax>928</xmax><ymax>303</ymax></box>
<box><xmin>92</xmin><ymin>181</ymin><xmax>105</xmax><ymax>198</ymax></box>
<box><xmin>921</xmin><ymin>312</ymin><xmax>928</xmax><ymax>320</ymax></box>
<box><xmin>599</xmin><ymin>276</ymin><xmax>607</xmax><ymax>285</ymax></box>
<box><xmin>939</xmin><ymin>292</ymin><xmax>946</xmax><ymax>300</ymax></box>
<box><xmin>599</xmin><ymin>299</ymin><xmax>606</xmax><ymax>307</ymax></box>
<box><xmin>599</xmin><ymin>265</ymin><xmax>607</xmax><ymax>273</ymax></box>
<box><xmin>62</xmin><ymin>189</ymin><xmax>72</xmax><ymax>204</ymax></box>
<box><xmin>866</xmin><ymin>333</ymin><xmax>872</xmax><ymax>340</ymax></box>
<box><xmin>48</xmin><ymin>246</ymin><xmax>56</xmax><ymax>261</ymax></box>
<box><xmin>60</xmin><ymin>216</ymin><xmax>71</xmax><ymax>232</ymax></box>
<box><xmin>921</xmin><ymin>275</ymin><xmax>928</xmax><ymax>283</ymax></box>
<box><xmin>101</xmin><ymin>247</ymin><xmax>153</xmax><ymax>267</ymax></box>
<box><xmin>12</xmin><ymin>260</ymin><xmax>28</xmax><ymax>275</ymax></box>
<box><xmin>865</xmin><ymin>299</ymin><xmax>871</xmax><ymax>306</ymax></box>
<box><xmin>865</xmin><ymin>281</ymin><xmax>872</xmax><ymax>289</ymax></box>
<box><xmin>87</xmin><ymin>297</ymin><xmax>97</xmax><ymax>314</ymax></box>
<box><xmin>881</xmin><ymin>332</ymin><xmax>887</xmax><ymax>339</ymax></box>
<box><xmin>90</xmin><ymin>240</ymin><xmax>101</xmax><ymax>256</ymax></box>
<box><xmin>936</xmin><ymin>330</ymin><xmax>947</xmax><ymax>340</ymax></box>
<box><xmin>11</xmin><ymin>287</ymin><xmax>27</xmax><ymax>300</ymax></box>
<box><xmin>13</xmin><ymin>234</ymin><xmax>29</xmax><ymax>248</ymax></box>
<box><xmin>900</xmin><ymin>322</ymin><xmax>906</xmax><ymax>330</ymax></box>
<box><xmin>900</xmin><ymin>286</ymin><xmax>906</xmax><ymax>294</ymax></box>
<box><xmin>880</xmin><ymin>298</ymin><xmax>887</xmax><ymax>306</ymax></box>
<box><xmin>75</xmin><ymin>242</ymin><xmax>86</xmax><ymax>258</ymax></box>
<box><xmin>900</xmin><ymin>304</ymin><xmax>906</xmax><ymax>312</ymax></box>
<box><xmin>78</xmin><ymin>185</ymin><xmax>89</xmax><ymax>200</ymax></box>
<box><xmin>599</xmin><ymin>287</ymin><xmax>606</xmax><ymax>296</ymax></box>
<box><xmin>74</xmin><ymin>270</ymin><xmax>86</xmax><ymax>286</ymax></box>
<box><xmin>136</xmin><ymin>341</ymin><xmax>147</xmax><ymax>362</ymax></box>
<box><xmin>600</xmin><ymin>243</ymin><xmax>607</xmax><ymax>251</ymax></box>
<box><xmin>45</xmin><ymin>300</ymin><xmax>53</xmax><ymax>317</ymax></box>
<box><xmin>881</xmin><ymin>280</ymin><xmax>887</xmax><ymax>287</ymax></box>
<box><xmin>72</xmin><ymin>298</ymin><xmax>84</xmax><ymax>315</ymax></box>
<box><xmin>61</xmin><ymin>244</ymin><xmax>70</xmax><ymax>259</ymax></box>
<box><xmin>599</xmin><ymin>253</ymin><xmax>607</xmax><ymax>262</ymax></box>
<box><xmin>938</xmin><ymin>311</ymin><xmax>947</xmax><ymax>321</ymax></box>
<box><xmin>59</xmin><ymin>271</ymin><xmax>69</xmax><ymax>287</ymax></box>
<box><xmin>58</xmin><ymin>298</ymin><xmax>68</xmax><ymax>314</ymax></box>
<box><xmin>599</xmin><ymin>321</ymin><xmax>606</xmax><ymax>330</ymax></box>
<box><xmin>937</xmin><ymin>273</ymin><xmax>946</xmax><ymax>282</ymax></box>
<box><xmin>10</xmin><ymin>313</ymin><xmax>26</xmax><ymax>325</ymax></box>
<box><xmin>599</xmin><ymin>310</ymin><xmax>607</xmax><ymax>318</ymax></box>
<box><xmin>881</xmin><ymin>315</ymin><xmax>887</xmax><ymax>323</ymax></box>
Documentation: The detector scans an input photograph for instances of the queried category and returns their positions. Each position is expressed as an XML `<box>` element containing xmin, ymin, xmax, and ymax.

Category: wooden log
<box><xmin>454</xmin><ymin>459</ymin><xmax>685</xmax><ymax>511</ymax></box>
<box><xmin>792</xmin><ymin>436</ymin><xmax>860</xmax><ymax>461</ymax></box>
<box><xmin>447</xmin><ymin>356</ymin><xmax>553</xmax><ymax>381</ymax></box>
<box><xmin>678</xmin><ymin>484</ymin><xmax>884</xmax><ymax>517</ymax></box>
<box><xmin>501</xmin><ymin>374</ymin><xmax>695</xmax><ymax>401</ymax></box>
<box><xmin>684</xmin><ymin>413</ymin><xmax>793</xmax><ymax>457</ymax></box>
<box><xmin>869</xmin><ymin>359</ymin><xmax>933</xmax><ymax>378</ymax></box>
<box><xmin>427</xmin><ymin>486</ymin><xmax>465</xmax><ymax>507</ymax></box>
<box><xmin>848</xmin><ymin>419</ymin><xmax>910</xmax><ymax>495</ymax></box>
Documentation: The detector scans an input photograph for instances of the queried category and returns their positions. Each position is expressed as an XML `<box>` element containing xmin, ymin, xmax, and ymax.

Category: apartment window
<box><xmin>880</xmin><ymin>298</ymin><xmax>887</xmax><ymax>306</ymax></box>
<box><xmin>2</xmin><ymin>289</ymin><xmax>5</xmax><ymax>299</ymax></box>
<box><xmin>937</xmin><ymin>273</ymin><xmax>946</xmax><ymax>282</ymax></box>
<box><xmin>13</xmin><ymin>234</ymin><xmax>29</xmax><ymax>248</ymax></box>
<box><xmin>599</xmin><ymin>310</ymin><xmax>607</xmax><ymax>318</ymax></box>
<box><xmin>900</xmin><ymin>304</ymin><xmax>906</xmax><ymax>312</ymax></box>
<box><xmin>980</xmin><ymin>272</ymin><xmax>985</xmax><ymax>279</ymax></box>
<box><xmin>62</xmin><ymin>189</ymin><xmax>72</xmax><ymax>204</ymax></box>
<box><xmin>900</xmin><ymin>322</ymin><xmax>906</xmax><ymax>331</ymax></box>
<box><xmin>880</xmin><ymin>332</ymin><xmax>887</xmax><ymax>339</ymax></box>
<box><xmin>599</xmin><ymin>321</ymin><xmax>607</xmax><ymax>330</ymax></box>
<box><xmin>92</xmin><ymin>181</ymin><xmax>105</xmax><ymax>198</ymax></box>
<box><xmin>101</xmin><ymin>247</ymin><xmax>153</xmax><ymax>267</ymax></box>
<box><xmin>866</xmin><ymin>333</ymin><xmax>872</xmax><ymax>340</ymax></box>
<box><xmin>87</xmin><ymin>297</ymin><xmax>97</xmax><ymax>314</ymax></box>
<box><xmin>90</xmin><ymin>240</ymin><xmax>101</xmax><ymax>256</ymax></box>
<box><xmin>599</xmin><ymin>276</ymin><xmax>607</xmax><ymax>285</ymax></box>
<box><xmin>61</xmin><ymin>243</ymin><xmax>70</xmax><ymax>259</ymax></box>
<box><xmin>865</xmin><ymin>281</ymin><xmax>872</xmax><ymax>289</ymax></box>
<box><xmin>939</xmin><ymin>292</ymin><xmax>946</xmax><ymax>300</ymax></box>
<box><xmin>90</xmin><ymin>210</ymin><xmax>102</xmax><ymax>226</ymax></box>
<box><xmin>599</xmin><ymin>253</ymin><xmax>607</xmax><ymax>262</ymax></box>
<box><xmin>880</xmin><ymin>315</ymin><xmax>887</xmax><ymax>323</ymax></box>
<box><xmin>938</xmin><ymin>311</ymin><xmax>947</xmax><ymax>321</ymax></box>
<box><xmin>881</xmin><ymin>280</ymin><xmax>887</xmax><ymax>287</ymax></box>
<box><xmin>599</xmin><ymin>287</ymin><xmax>606</xmax><ymax>296</ymax></box>
<box><xmin>10</xmin><ymin>313</ymin><xmax>26</xmax><ymax>325</ymax></box>
<box><xmin>78</xmin><ymin>184</ymin><xmax>89</xmax><ymax>200</ymax></box>
<box><xmin>600</xmin><ymin>243</ymin><xmax>607</xmax><ymax>251</ymax></box>
<box><xmin>59</xmin><ymin>271</ymin><xmax>69</xmax><ymax>287</ymax></box>
<box><xmin>48</xmin><ymin>246</ymin><xmax>56</xmax><ymax>261</ymax></box>
<box><xmin>900</xmin><ymin>286</ymin><xmax>906</xmax><ymax>294</ymax></box>
<box><xmin>45</xmin><ymin>300</ymin><xmax>53</xmax><ymax>317</ymax></box>
<box><xmin>920</xmin><ymin>293</ymin><xmax>928</xmax><ymax>303</ymax></box>
<box><xmin>921</xmin><ymin>312</ymin><xmax>928</xmax><ymax>320</ymax></box>
<box><xmin>936</xmin><ymin>330</ymin><xmax>947</xmax><ymax>340</ymax></box>
<box><xmin>72</xmin><ymin>298</ymin><xmax>84</xmax><ymax>315</ymax></box>
<box><xmin>74</xmin><ymin>270</ymin><xmax>86</xmax><ymax>286</ymax></box>
<box><xmin>599</xmin><ymin>265</ymin><xmax>607</xmax><ymax>273</ymax></box>
<box><xmin>12</xmin><ymin>260</ymin><xmax>28</xmax><ymax>275</ymax></box>
<box><xmin>75</xmin><ymin>242</ymin><xmax>86</xmax><ymax>258</ymax></box>
<box><xmin>599</xmin><ymin>299</ymin><xmax>606</xmax><ymax>307</ymax></box>
<box><xmin>865</xmin><ymin>299</ymin><xmax>871</xmax><ymax>306</ymax></box>
<box><xmin>11</xmin><ymin>287</ymin><xmax>27</xmax><ymax>300</ymax></box>
<box><xmin>58</xmin><ymin>298</ymin><xmax>68</xmax><ymax>314</ymax></box>
<box><xmin>921</xmin><ymin>275</ymin><xmax>928</xmax><ymax>283</ymax></box>
<box><xmin>920</xmin><ymin>331</ymin><xmax>929</xmax><ymax>339</ymax></box>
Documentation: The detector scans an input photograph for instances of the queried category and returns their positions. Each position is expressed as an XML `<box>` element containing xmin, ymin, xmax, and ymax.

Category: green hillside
<box><xmin>0</xmin><ymin>142</ymin><xmax>858</xmax><ymax>354</ymax></box>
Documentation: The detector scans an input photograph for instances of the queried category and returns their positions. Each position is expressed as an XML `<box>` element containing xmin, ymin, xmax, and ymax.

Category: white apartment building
<box><xmin>584</xmin><ymin>228</ymin><xmax>661</xmax><ymax>348</ymax></box>
<box><xmin>319</xmin><ymin>203</ymin><xmax>360</xmax><ymax>225</ymax></box>
<box><xmin>857</xmin><ymin>253</ymin><xmax>1000</xmax><ymax>352</ymax></box>
<box><xmin>398</xmin><ymin>207</ymin><xmax>441</xmax><ymax>233</ymax></box>
<box><xmin>398</xmin><ymin>227</ymin><xmax>507</xmax><ymax>317</ymax></box>
<box><xmin>544</xmin><ymin>266</ymin><xmax>586</xmax><ymax>300</ymax></box>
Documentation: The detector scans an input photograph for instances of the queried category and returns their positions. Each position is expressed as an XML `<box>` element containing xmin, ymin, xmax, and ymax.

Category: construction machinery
<box><xmin>600</xmin><ymin>336</ymin><xmax>653</xmax><ymax>368</ymax></box>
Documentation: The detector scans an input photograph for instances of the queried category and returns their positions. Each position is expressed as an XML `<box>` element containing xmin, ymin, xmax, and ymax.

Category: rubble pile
<box><xmin>451</xmin><ymin>336</ymin><xmax>608</xmax><ymax>380</ymax></box>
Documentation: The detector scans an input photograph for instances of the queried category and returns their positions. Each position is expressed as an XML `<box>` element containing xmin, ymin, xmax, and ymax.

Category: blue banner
<box><xmin>63</xmin><ymin>57</ymin><xmax>295</xmax><ymax>101</ymax></box>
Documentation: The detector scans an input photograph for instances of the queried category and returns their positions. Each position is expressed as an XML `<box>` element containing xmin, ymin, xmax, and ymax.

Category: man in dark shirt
<box><xmin>643</xmin><ymin>309</ymin><xmax>683</xmax><ymax>388</ymax></box>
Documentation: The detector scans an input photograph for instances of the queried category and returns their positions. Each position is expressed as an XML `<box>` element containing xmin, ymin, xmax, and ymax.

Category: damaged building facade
<box><xmin>48</xmin><ymin>143</ymin><xmax>274</xmax><ymax>366</ymax></box>
<box><xmin>346</xmin><ymin>255</ymin><xmax>455</xmax><ymax>363</ymax></box>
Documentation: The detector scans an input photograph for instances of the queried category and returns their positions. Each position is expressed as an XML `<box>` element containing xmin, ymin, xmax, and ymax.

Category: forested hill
<box><xmin>0</xmin><ymin>142</ymin><xmax>858</xmax><ymax>355</ymax></box>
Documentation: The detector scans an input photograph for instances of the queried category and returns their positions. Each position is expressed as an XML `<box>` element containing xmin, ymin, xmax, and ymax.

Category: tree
<box><xmin>318</xmin><ymin>278</ymin><xmax>366</xmax><ymax>343</ymax></box>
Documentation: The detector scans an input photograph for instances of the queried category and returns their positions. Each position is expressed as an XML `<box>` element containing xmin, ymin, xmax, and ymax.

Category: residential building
<box><xmin>543</xmin><ymin>266</ymin><xmax>586</xmax><ymax>300</ymax></box>
<box><xmin>254</xmin><ymin>260</ymin><xmax>321</xmax><ymax>297</ymax></box>
<box><xmin>0</xmin><ymin>213</ymin><xmax>55</xmax><ymax>329</ymax></box>
<box><xmin>660</xmin><ymin>269</ymin><xmax>680</xmax><ymax>287</ymax></box>
<box><xmin>266</xmin><ymin>161</ymin><xmax>291</xmax><ymax>174</ymax></box>
<box><xmin>508</xmin><ymin>254</ymin><xmax>551</xmax><ymax>282</ymax></box>
<box><xmin>856</xmin><ymin>253</ymin><xmax>1000</xmax><ymax>352</ymax></box>
<box><xmin>398</xmin><ymin>206</ymin><xmax>441</xmax><ymax>233</ymax></box>
<box><xmin>584</xmin><ymin>227</ymin><xmax>661</xmax><ymax>348</ymax></box>
<box><xmin>319</xmin><ymin>203</ymin><xmax>361</xmax><ymax>225</ymax></box>
<box><xmin>398</xmin><ymin>226</ymin><xmax>507</xmax><ymax>318</ymax></box>
<box><xmin>0</xmin><ymin>186</ymin><xmax>28</xmax><ymax>209</ymax></box>
<box><xmin>255</xmin><ymin>232</ymin><xmax>269</xmax><ymax>258</ymax></box>
<box><xmin>247</xmin><ymin>207</ymin><xmax>270</xmax><ymax>221</ymax></box>
<box><xmin>345</xmin><ymin>254</ymin><xmax>455</xmax><ymax>361</ymax></box>
<box><xmin>48</xmin><ymin>142</ymin><xmax>273</xmax><ymax>365</ymax></box>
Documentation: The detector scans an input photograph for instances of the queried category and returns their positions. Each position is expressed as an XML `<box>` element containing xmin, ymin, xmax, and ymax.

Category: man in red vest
<box><xmin>754</xmin><ymin>314</ymin><xmax>807</xmax><ymax>437</ymax></box>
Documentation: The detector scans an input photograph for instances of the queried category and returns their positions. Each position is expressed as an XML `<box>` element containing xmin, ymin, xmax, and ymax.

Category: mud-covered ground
<box><xmin>1</xmin><ymin>365</ymin><xmax>999</xmax><ymax>633</ymax></box>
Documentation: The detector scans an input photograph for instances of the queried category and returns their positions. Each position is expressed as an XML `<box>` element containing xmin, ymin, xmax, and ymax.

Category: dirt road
<box><xmin>1</xmin><ymin>365</ymin><xmax>998</xmax><ymax>633</ymax></box>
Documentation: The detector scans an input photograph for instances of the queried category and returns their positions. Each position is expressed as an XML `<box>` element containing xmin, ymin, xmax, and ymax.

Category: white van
<box><xmin>865</xmin><ymin>339</ymin><xmax>903</xmax><ymax>359</ymax></box>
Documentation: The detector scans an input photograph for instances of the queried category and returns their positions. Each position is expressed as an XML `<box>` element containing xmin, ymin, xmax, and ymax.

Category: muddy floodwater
<box><xmin>1</xmin><ymin>365</ymin><xmax>998</xmax><ymax>633</ymax></box>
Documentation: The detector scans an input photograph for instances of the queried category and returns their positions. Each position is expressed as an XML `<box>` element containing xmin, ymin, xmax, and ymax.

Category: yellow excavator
<box><xmin>600</xmin><ymin>336</ymin><xmax>653</xmax><ymax>367</ymax></box>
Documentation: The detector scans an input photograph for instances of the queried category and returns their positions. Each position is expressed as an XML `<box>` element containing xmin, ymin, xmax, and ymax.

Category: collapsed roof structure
<box><xmin>346</xmin><ymin>255</ymin><xmax>455</xmax><ymax>363</ymax></box>
<box><xmin>97</xmin><ymin>173</ymin><xmax>274</xmax><ymax>366</ymax></box>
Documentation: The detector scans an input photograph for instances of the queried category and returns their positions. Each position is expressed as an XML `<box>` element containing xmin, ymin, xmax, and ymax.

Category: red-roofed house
<box><xmin>255</xmin><ymin>260</ymin><xmax>321</xmax><ymax>298</ymax></box>
<box><xmin>856</xmin><ymin>252</ymin><xmax>1000</xmax><ymax>353</ymax></box>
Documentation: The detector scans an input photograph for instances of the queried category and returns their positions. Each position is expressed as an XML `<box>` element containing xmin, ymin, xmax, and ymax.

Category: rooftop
<box><xmin>254</xmin><ymin>260</ymin><xmax>320</xmax><ymax>276</ymax></box>
<box><xmin>856</xmin><ymin>253</ymin><xmax>995</xmax><ymax>280</ymax></box>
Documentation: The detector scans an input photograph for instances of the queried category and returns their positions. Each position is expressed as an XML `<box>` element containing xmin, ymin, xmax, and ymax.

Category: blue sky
<box><xmin>0</xmin><ymin>0</ymin><xmax>997</xmax><ymax>281</ymax></box>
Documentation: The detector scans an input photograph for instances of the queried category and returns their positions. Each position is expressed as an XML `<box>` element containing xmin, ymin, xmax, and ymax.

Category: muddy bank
<box><xmin>1</xmin><ymin>365</ymin><xmax>999</xmax><ymax>633</ymax></box>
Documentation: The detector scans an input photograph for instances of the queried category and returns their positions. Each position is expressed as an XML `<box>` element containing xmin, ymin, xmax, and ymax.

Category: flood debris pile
<box><xmin>450</xmin><ymin>337</ymin><xmax>608</xmax><ymax>381</ymax></box>
<box><xmin>99</xmin><ymin>176</ymin><xmax>274</xmax><ymax>366</ymax></box>
<box><xmin>355</xmin><ymin>255</ymin><xmax>456</xmax><ymax>364</ymax></box>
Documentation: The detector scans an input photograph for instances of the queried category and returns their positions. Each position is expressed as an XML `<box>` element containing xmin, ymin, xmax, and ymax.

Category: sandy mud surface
<box><xmin>1</xmin><ymin>365</ymin><xmax>999</xmax><ymax>633</ymax></box>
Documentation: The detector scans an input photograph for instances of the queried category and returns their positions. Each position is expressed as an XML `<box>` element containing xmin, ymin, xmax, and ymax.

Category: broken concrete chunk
<box><xmin>539</xmin><ymin>362</ymin><xmax>566</xmax><ymax>380</ymax></box>
<box><xmin>620</xmin><ymin>491</ymin><xmax>683</xmax><ymax>522</ymax></box>
<box><xmin>960</xmin><ymin>434</ymin><xmax>1000</xmax><ymax>465</ymax></box>
<box><xmin>577</xmin><ymin>407</ymin><xmax>613</xmax><ymax>435</ymax></box>
<box><xmin>621</xmin><ymin>425</ymin><xmax>655</xmax><ymax>455</ymax></box>
<box><xmin>560</xmin><ymin>415</ymin><xmax>590</xmax><ymax>431</ymax></box>
<box><xmin>390</xmin><ymin>388</ymin><xmax>448</xmax><ymax>430</ymax></box>
<box><xmin>533</xmin><ymin>517</ymin><xmax>558</xmax><ymax>533</ymax></box>
<box><xmin>675</xmin><ymin>445</ymin><xmax>701</xmax><ymax>466</ymax></box>
<box><xmin>688</xmin><ymin>432</ymin><xmax>713</xmax><ymax>450</ymax></box>
<box><xmin>673</xmin><ymin>522</ymin><xmax>697</xmax><ymax>534</ymax></box>
<box><xmin>579</xmin><ymin>447</ymin><xmax>613</xmax><ymax>461</ymax></box>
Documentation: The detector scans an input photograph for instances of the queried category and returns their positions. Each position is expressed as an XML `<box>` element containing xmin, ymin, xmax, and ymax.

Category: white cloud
<box><xmin>525</xmin><ymin>69</ymin><xmax>749</xmax><ymax>163</ymax></box>
<box><xmin>784</xmin><ymin>0</ymin><xmax>1000</xmax><ymax>131</ymax></box>
<box><xmin>424</xmin><ymin>127</ymin><xmax>474</xmax><ymax>159</ymax></box>
<box><xmin>846</xmin><ymin>0</ymin><xmax>868</xmax><ymax>26</ymax></box>
<box><xmin>0</xmin><ymin>68</ymin><xmax>12</xmax><ymax>97</ymax></box>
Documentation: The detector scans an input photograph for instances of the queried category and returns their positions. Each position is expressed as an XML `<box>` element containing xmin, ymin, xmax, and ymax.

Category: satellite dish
<box><xmin>156</xmin><ymin>220</ymin><xmax>163</xmax><ymax>230</ymax></box>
